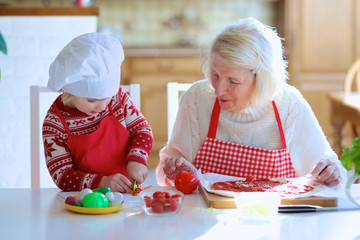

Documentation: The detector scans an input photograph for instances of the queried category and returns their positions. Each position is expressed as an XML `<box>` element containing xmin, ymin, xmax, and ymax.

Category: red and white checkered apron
<box><xmin>193</xmin><ymin>99</ymin><xmax>296</xmax><ymax>179</ymax></box>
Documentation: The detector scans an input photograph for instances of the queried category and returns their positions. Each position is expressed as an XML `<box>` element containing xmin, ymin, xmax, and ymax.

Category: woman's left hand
<box><xmin>310</xmin><ymin>159</ymin><xmax>341</xmax><ymax>186</ymax></box>
<box><xmin>163</xmin><ymin>157</ymin><xmax>197</xmax><ymax>181</ymax></box>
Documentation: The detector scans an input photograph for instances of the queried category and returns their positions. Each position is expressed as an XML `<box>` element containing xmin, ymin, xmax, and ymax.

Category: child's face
<box><xmin>70</xmin><ymin>96</ymin><xmax>112</xmax><ymax>115</ymax></box>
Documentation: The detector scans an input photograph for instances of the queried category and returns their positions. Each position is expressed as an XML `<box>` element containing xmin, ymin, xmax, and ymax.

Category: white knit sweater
<box><xmin>157</xmin><ymin>79</ymin><xmax>346</xmax><ymax>186</ymax></box>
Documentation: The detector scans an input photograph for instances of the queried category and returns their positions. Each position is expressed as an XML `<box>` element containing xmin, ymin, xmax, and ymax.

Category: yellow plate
<box><xmin>65</xmin><ymin>199</ymin><xmax>124</xmax><ymax>215</ymax></box>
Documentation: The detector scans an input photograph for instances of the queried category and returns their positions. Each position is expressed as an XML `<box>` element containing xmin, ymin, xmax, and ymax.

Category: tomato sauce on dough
<box><xmin>209</xmin><ymin>177</ymin><xmax>316</xmax><ymax>198</ymax></box>
<box><xmin>210</xmin><ymin>179</ymin><xmax>285</xmax><ymax>192</ymax></box>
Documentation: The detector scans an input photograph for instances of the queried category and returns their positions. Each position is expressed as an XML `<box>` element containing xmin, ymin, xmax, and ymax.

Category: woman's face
<box><xmin>210</xmin><ymin>56</ymin><xmax>256</xmax><ymax>113</ymax></box>
<box><xmin>70</xmin><ymin>96</ymin><xmax>111</xmax><ymax>115</ymax></box>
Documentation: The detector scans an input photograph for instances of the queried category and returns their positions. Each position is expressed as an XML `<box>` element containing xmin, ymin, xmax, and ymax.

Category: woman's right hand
<box><xmin>98</xmin><ymin>174</ymin><xmax>133</xmax><ymax>193</ymax></box>
<box><xmin>163</xmin><ymin>157</ymin><xmax>197</xmax><ymax>180</ymax></box>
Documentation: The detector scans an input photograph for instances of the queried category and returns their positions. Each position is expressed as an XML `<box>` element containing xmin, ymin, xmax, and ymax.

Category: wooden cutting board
<box><xmin>199</xmin><ymin>185</ymin><xmax>338</xmax><ymax>208</ymax></box>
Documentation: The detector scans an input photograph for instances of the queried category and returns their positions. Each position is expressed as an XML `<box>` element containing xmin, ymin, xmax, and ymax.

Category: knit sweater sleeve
<box><xmin>42</xmin><ymin>104</ymin><xmax>103</xmax><ymax>191</ymax></box>
<box><xmin>43</xmin><ymin>88</ymin><xmax>153</xmax><ymax>191</ymax></box>
<box><xmin>157</xmin><ymin>80</ymin><xmax>213</xmax><ymax>186</ymax></box>
<box><xmin>156</xmin><ymin>81</ymin><xmax>347</xmax><ymax>186</ymax></box>
<box><xmin>116</xmin><ymin>87</ymin><xmax>153</xmax><ymax>166</ymax></box>
<box><xmin>283</xmin><ymin>87</ymin><xmax>347</xmax><ymax>181</ymax></box>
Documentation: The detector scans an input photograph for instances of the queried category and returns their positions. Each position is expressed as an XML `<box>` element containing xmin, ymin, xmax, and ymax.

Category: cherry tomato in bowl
<box><xmin>139</xmin><ymin>187</ymin><xmax>184</xmax><ymax>216</ymax></box>
<box><xmin>174</xmin><ymin>171</ymin><xmax>199</xmax><ymax>194</ymax></box>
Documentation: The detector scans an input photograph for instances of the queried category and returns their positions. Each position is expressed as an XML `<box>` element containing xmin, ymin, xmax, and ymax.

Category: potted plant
<box><xmin>340</xmin><ymin>136</ymin><xmax>360</xmax><ymax>207</ymax></box>
<box><xmin>0</xmin><ymin>32</ymin><xmax>7</xmax><ymax>80</ymax></box>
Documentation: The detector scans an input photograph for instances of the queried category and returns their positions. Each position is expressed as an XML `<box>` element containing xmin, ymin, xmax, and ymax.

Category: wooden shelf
<box><xmin>0</xmin><ymin>7</ymin><xmax>99</xmax><ymax>16</ymax></box>
<box><xmin>122</xmin><ymin>56</ymin><xmax>203</xmax><ymax>168</ymax></box>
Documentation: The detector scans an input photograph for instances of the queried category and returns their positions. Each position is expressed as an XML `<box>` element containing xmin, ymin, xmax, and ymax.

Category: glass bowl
<box><xmin>139</xmin><ymin>186</ymin><xmax>184</xmax><ymax>216</ymax></box>
<box><xmin>233</xmin><ymin>192</ymin><xmax>280</xmax><ymax>224</ymax></box>
<box><xmin>346</xmin><ymin>174</ymin><xmax>360</xmax><ymax>208</ymax></box>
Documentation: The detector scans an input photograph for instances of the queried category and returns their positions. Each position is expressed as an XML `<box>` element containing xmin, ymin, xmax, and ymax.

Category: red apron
<box><xmin>193</xmin><ymin>99</ymin><xmax>296</xmax><ymax>179</ymax></box>
<box><xmin>53</xmin><ymin>103</ymin><xmax>130</xmax><ymax>176</ymax></box>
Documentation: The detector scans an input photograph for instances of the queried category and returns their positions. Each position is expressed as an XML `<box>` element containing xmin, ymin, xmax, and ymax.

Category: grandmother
<box><xmin>156</xmin><ymin>17</ymin><xmax>346</xmax><ymax>187</ymax></box>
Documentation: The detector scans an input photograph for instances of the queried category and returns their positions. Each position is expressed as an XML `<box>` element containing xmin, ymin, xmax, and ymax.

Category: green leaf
<box><xmin>340</xmin><ymin>137</ymin><xmax>360</xmax><ymax>175</ymax></box>
<box><xmin>353</xmin><ymin>137</ymin><xmax>360</xmax><ymax>148</ymax></box>
<box><xmin>0</xmin><ymin>32</ymin><xmax>7</xmax><ymax>55</ymax></box>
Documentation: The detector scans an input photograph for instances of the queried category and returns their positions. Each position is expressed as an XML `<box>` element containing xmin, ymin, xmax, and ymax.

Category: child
<box><xmin>43</xmin><ymin>33</ymin><xmax>153</xmax><ymax>193</ymax></box>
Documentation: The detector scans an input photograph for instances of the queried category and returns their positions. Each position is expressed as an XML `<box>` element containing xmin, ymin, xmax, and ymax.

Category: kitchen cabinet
<box><xmin>122</xmin><ymin>54</ymin><xmax>203</xmax><ymax>168</ymax></box>
<box><xmin>284</xmin><ymin>0</ymin><xmax>360</xmax><ymax>151</ymax></box>
<box><xmin>120</xmin><ymin>0</ymin><xmax>360</xmax><ymax>169</ymax></box>
<box><xmin>120</xmin><ymin>1</ymin><xmax>287</xmax><ymax>169</ymax></box>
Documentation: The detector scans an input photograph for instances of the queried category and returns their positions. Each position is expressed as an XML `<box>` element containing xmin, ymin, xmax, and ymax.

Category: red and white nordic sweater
<box><xmin>42</xmin><ymin>87</ymin><xmax>153</xmax><ymax>191</ymax></box>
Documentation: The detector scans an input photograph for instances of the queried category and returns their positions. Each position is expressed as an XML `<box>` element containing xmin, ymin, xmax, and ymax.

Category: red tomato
<box><xmin>245</xmin><ymin>176</ymin><xmax>256</xmax><ymax>182</ymax></box>
<box><xmin>143</xmin><ymin>196</ymin><xmax>153</xmax><ymax>208</ymax></box>
<box><xmin>132</xmin><ymin>187</ymin><xmax>142</xmax><ymax>196</ymax></box>
<box><xmin>171</xmin><ymin>194</ymin><xmax>182</xmax><ymax>199</ymax></box>
<box><xmin>168</xmin><ymin>198</ymin><xmax>179</xmax><ymax>212</ymax></box>
<box><xmin>151</xmin><ymin>202</ymin><xmax>164</xmax><ymax>213</ymax></box>
<box><xmin>163</xmin><ymin>191</ymin><xmax>170</xmax><ymax>199</ymax></box>
<box><xmin>153</xmin><ymin>191</ymin><xmax>166</xmax><ymax>203</ymax></box>
<box><xmin>174</xmin><ymin>171</ymin><xmax>199</xmax><ymax>194</ymax></box>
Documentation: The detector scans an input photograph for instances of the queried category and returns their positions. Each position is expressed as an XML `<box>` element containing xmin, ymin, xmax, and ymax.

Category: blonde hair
<box><xmin>203</xmin><ymin>17</ymin><xmax>288</xmax><ymax>107</ymax></box>
<box><xmin>60</xmin><ymin>91</ymin><xmax>75</xmax><ymax>107</ymax></box>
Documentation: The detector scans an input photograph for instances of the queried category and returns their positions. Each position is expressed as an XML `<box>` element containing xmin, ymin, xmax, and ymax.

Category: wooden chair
<box><xmin>344</xmin><ymin>58</ymin><xmax>360</xmax><ymax>93</ymax></box>
<box><xmin>344</xmin><ymin>58</ymin><xmax>360</xmax><ymax>137</ymax></box>
<box><xmin>328</xmin><ymin>59</ymin><xmax>360</xmax><ymax>157</ymax></box>
<box><xmin>30</xmin><ymin>84</ymin><xmax>140</xmax><ymax>188</ymax></box>
<box><xmin>167</xmin><ymin>82</ymin><xmax>193</xmax><ymax>140</ymax></box>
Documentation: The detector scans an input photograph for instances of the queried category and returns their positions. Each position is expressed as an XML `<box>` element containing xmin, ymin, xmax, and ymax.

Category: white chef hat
<box><xmin>48</xmin><ymin>32</ymin><xmax>124</xmax><ymax>99</ymax></box>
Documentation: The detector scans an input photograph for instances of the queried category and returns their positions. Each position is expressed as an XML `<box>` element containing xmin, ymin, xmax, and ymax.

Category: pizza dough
<box><xmin>210</xmin><ymin>177</ymin><xmax>319</xmax><ymax>198</ymax></box>
<box><xmin>197</xmin><ymin>170</ymin><xmax>324</xmax><ymax>199</ymax></box>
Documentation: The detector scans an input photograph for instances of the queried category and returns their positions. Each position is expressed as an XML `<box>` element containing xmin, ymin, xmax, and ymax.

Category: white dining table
<box><xmin>1</xmin><ymin>173</ymin><xmax>360</xmax><ymax>240</ymax></box>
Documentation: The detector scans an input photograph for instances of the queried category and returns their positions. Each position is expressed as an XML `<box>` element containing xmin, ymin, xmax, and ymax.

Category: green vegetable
<box><xmin>340</xmin><ymin>137</ymin><xmax>360</xmax><ymax>175</ymax></box>
<box><xmin>82</xmin><ymin>192</ymin><xmax>109</xmax><ymax>208</ymax></box>
<box><xmin>93</xmin><ymin>187</ymin><xmax>112</xmax><ymax>195</ymax></box>
<box><xmin>133</xmin><ymin>180</ymin><xmax>137</xmax><ymax>192</ymax></box>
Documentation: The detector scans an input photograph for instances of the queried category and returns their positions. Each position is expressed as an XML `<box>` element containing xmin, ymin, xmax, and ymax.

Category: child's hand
<box><xmin>126</xmin><ymin>160</ymin><xmax>148</xmax><ymax>184</ymax></box>
<box><xmin>163</xmin><ymin>157</ymin><xmax>197</xmax><ymax>180</ymax></box>
<box><xmin>98</xmin><ymin>174</ymin><xmax>133</xmax><ymax>193</ymax></box>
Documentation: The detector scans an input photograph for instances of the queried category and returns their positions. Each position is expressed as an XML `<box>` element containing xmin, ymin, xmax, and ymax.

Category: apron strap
<box><xmin>53</xmin><ymin>100</ymin><xmax>115</xmax><ymax>136</ymax></box>
<box><xmin>207</xmin><ymin>98</ymin><xmax>221</xmax><ymax>138</ymax></box>
<box><xmin>207</xmin><ymin>98</ymin><xmax>287</xmax><ymax>149</ymax></box>
<box><xmin>108</xmin><ymin>101</ymin><xmax>114</xmax><ymax>116</ymax></box>
<box><xmin>53</xmin><ymin>103</ymin><xmax>71</xmax><ymax>135</ymax></box>
<box><xmin>271</xmin><ymin>100</ymin><xmax>287</xmax><ymax>149</ymax></box>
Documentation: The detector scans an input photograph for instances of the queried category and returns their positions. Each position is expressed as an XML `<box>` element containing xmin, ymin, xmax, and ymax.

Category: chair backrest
<box><xmin>30</xmin><ymin>84</ymin><xmax>140</xmax><ymax>188</ymax></box>
<box><xmin>344</xmin><ymin>58</ymin><xmax>360</xmax><ymax>92</ymax></box>
<box><xmin>167</xmin><ymin>82</ymin><xmax>193</xmax><ymax>140</ymax></box>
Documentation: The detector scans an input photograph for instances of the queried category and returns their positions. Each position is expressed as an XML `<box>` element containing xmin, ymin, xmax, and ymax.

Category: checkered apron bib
<box><xmin>193</xmin><ymin>99</ymin><xmax>296</xmax><ymax>179</ymax></box>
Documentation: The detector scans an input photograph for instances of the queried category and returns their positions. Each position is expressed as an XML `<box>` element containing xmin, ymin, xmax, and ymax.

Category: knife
<box><xmin>278</xmin><ymin>205</ymin><xmax>360</xmax><ymax>213</ymax></box>
<box><xmin>133</xmin><ymin>180</ymin><xmax>137</xmax><ymax>192</ymax></box>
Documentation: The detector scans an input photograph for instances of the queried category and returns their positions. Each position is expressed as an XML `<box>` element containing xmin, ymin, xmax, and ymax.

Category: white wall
<box><xmin>0</xmin><ymin>16</ymin><xmax>97</xmax><ymax>188</ymax></box>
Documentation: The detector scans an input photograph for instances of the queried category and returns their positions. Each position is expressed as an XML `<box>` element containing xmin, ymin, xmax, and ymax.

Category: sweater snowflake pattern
<box><xmin>43</xmin><ymin>87</ymin><xmax>153</xmax><ymax>191</ymax></box>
